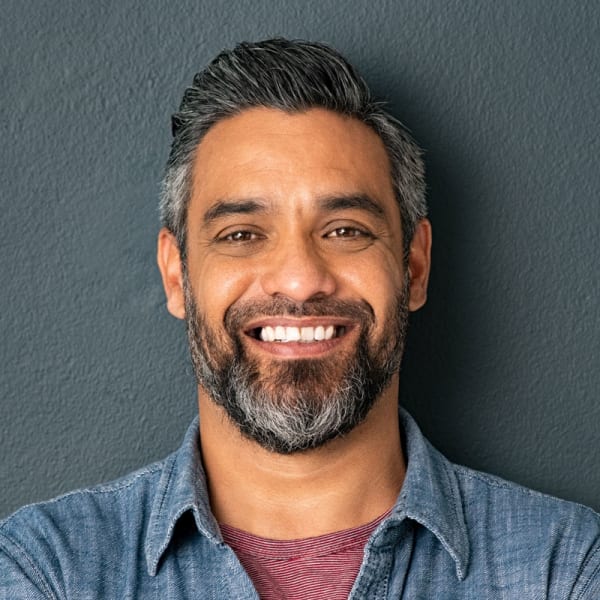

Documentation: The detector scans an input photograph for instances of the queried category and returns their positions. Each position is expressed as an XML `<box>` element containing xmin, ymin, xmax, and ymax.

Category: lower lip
<box><xmin>244</xmin><ymin>331</ymin><xmax>353</xmax><ymax>358</ymax></box>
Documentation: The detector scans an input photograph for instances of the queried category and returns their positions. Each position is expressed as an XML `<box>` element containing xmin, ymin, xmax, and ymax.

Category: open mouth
<box><xmin>247</xmin><ymin>325</ymin><xmax>347</xmax><ymax>343</ymax></box>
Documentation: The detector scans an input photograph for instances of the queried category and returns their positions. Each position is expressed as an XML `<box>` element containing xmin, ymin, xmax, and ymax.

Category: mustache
<box><xmin>224</xmin><ymin>296</ymin><xmax>375</xmax><ymax>331</ymax></box>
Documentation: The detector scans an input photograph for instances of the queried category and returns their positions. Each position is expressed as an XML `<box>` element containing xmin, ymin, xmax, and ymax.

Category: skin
<box><xmin>157</xmin><ymin>107</ymin><xmax>431</xmax><ymax>539</ymax></box>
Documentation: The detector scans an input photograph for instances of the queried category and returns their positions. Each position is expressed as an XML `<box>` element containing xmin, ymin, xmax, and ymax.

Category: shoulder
<box><xmin>399</xmin><ymin>409</ymin><xmax>600</xmax><ymax>595</ymax></box>
<box><xmin>452</xmin><ymin>462</ymin><xmax>600</xmax><ymax>597</ymax></box>
<box><xmin>1</xmin><ymin>457</ymin><xmax>166</xmax><ymax>535</ymax></box>
<box><xmin>0</xmin><ymin>457</ymin><xmax>169</xmax><ymax>595</ymax></box>
<box><xmin>453</xmin><ymin>461</ymin><xmax>600</xmax><ymax>531</ymax></box>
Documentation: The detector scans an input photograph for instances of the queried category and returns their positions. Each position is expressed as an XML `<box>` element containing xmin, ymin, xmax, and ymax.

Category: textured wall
<box><xmin>1</xmin><ymin>1</ymin><xmax>598</xmax><ymax>517</ymax></box>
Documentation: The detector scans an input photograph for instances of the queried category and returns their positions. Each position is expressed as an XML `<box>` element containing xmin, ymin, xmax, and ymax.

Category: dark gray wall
<box><xmin>1</xmin><ymin>1</ymin><xmax>598</xmax><ymax>518</ymax></box>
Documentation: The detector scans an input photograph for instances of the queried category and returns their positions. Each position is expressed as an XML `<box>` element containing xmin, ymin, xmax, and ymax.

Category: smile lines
<box><xmin>255</xmin><ymin>325</ymin><xmax>346</xmax><ymax>343</ymax></box>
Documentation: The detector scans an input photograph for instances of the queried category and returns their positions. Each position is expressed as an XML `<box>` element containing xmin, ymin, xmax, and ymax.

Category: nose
<box><xmin>260</xmin><ymin>236</ymin><xmax>337</xmax><ymax>302</ymax></box>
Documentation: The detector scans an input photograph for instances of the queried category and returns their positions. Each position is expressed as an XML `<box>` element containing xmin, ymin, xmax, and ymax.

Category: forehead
<box><xmin>190</xmin><ymin>107</ymin><xmax>396</xmax><ymax>214</ymax></box>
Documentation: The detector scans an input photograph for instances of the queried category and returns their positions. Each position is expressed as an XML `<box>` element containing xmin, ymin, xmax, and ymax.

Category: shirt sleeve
<box><xmin>0</xmin><ymin>537</ymin><xmax>55</xmax><ymax>600</ymax></box>
<box><xmin>572</xmin><ymin>546</ymin><xmax>600</xmax><ymax>599</ymax></box>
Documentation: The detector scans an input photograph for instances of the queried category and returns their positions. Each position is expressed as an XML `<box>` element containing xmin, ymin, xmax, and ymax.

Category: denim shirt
<box><xmin>1</xmin><ymin>410</ymin><xmax>599</xmax><ymax>599</ymax></box>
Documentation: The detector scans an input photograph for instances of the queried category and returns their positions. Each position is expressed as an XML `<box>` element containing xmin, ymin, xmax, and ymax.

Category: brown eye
<box><xmin>223</xmin><ymin>231</ymin><xmax>259</xmax><ymax>242</ymax></box>
<box><xmin>327</xmin><ymin>227</ymin><xmax>369</xmax><ymax>238</ymax></box>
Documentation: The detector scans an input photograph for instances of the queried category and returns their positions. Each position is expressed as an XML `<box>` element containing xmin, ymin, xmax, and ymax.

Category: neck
<box><xmin>198</xmin><ymin>378</ymin><xmax>405</xmax><ymax>540</ymax></box>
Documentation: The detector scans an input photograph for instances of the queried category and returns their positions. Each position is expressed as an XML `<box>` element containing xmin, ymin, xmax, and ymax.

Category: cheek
<box><xmin>189</xmin><ymin>259</ymin><xmax>258</xmax><ymax>321</ymax></box>
<box><xmin>337</xmin><ymin>251</ymin><xmax>404</xmax><ymax>299</ymax></box>
<box><xmin>336</xmin><ymin>253</ymin><xmax>405</xmax><ymax>332</ymax></box>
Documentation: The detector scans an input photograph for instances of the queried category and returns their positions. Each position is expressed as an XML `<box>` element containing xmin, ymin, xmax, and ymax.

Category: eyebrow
<box><xmin>202</xmin><ymin>199</ymin><xmax>268</xmax><ymax>225</ymax></box>
<box><xmin>201</xmin><ymin>193</ymin><xmax>387</xmax><ymax>227</ymax></box>
<box><xmin>318</xmin><ymin>194</ymin><xmax>386</xmax><ymax>220</ymax></box>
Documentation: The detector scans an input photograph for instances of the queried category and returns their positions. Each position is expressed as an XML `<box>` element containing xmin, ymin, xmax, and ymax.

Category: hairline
<box><xmin>160</xmin><ymin>39</ymin><xmax>427</xmax><ymax>262</ymax></box>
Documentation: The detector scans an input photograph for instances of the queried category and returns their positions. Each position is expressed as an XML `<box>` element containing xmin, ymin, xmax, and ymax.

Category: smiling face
<box><xmin>158</xmin><ymin>107</ymin><xmax>431</xmax><ymax>453</ymax></box>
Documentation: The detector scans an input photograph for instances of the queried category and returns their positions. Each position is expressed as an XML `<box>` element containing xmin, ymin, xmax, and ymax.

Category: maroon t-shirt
<box><xmin>220</xmin><ymin>510</ymin><xmax>390</xmax><ymax>600</ymax></box>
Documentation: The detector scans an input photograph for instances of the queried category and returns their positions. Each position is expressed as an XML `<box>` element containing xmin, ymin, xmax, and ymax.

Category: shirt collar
<box><xmin>145</xmin><ymin>417</ymin><xmax>221</xmax><ymax>576</ymax></box>
<box><xmin>145</xmin><ymin>410</ymin><xmax>470</xmax><ymax>580</ymax></box>
<box><xmin>389</xmin><ymin>408</ymin><xmax>470</xmax><ymax>580</ymax></box>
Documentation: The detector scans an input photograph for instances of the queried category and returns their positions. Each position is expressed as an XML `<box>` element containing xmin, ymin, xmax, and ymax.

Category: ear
<box><xmin>157</xmin><ymin>228</ymin><xmax>186</xmax><ymax>319</ymax></box>
<box><xmin>407</xmin><ymin>218</ymin><xmax>432</xmax><ymax>312</ymax></box>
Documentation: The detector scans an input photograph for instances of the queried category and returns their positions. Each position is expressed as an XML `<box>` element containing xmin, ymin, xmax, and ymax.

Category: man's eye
<box><xmin>326</xmin><ymin>227</ymin><xmax>371</xmax><ymax>239</ymax></box>
<box><xmin>221</xmin><ymin>230</ymin><xmax>260</xmax><ymax>242</ymax></box>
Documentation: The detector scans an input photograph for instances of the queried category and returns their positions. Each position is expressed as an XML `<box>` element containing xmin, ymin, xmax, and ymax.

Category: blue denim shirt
<box><xmin>1</xmin><ymin>410</ymin><xmax>599</xmax><ymax>599</ymax></box>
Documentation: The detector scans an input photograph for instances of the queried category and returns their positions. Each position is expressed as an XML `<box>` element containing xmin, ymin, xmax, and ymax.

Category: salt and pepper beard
<box><xmin>183</xmin><ymin>272</ymin><xmax>410</xmax><ymax>454</ymax></box>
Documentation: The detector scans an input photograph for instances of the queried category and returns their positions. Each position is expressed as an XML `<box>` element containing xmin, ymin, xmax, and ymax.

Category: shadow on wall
<box><xmin>399</xmin><ymin>142</ymin><xmax>493</xmax><ymax>453</ymax></box>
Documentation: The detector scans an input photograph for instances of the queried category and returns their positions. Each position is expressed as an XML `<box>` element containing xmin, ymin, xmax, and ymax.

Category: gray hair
<box><xmin>160</xmin><ymin>38</ymin><xmax>427</xmax><ymax>257</ymax></box>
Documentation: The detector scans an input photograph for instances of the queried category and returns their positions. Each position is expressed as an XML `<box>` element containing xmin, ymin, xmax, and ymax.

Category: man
<box><xmin>1</xmin><ymin>38</ymin><xmax>599</xmax><ymax>599</ymax></box>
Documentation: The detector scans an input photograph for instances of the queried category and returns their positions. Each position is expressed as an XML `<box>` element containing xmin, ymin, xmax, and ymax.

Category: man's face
<box><xmin>159</xmin><ymin>107</ymin><xmax>430</xmax><ymax>453</ymax></box>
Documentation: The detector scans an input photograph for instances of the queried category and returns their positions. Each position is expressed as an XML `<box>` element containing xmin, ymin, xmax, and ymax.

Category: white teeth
<box><xmin>285</xmin><ymin>326</ymin><xmax>301</xmax><ymax>341</ymax></box>
<box><xmin>258</xmin><ymin>325</ymin><xmax>341</xmax><ymax>343</ymax></box>
<box><xmin>260</xmin><ymin>326</ymin><xmax>275</xmax><ymax>342</ymax></box>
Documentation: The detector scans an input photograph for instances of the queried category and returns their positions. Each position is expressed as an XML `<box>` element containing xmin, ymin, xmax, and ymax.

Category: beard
<box><xmin>183</xmin><ymin>274</ymin><xmax>410</xmax><ymax>454</ymax></box>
